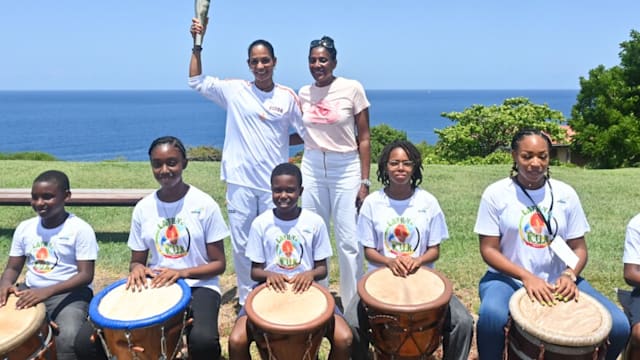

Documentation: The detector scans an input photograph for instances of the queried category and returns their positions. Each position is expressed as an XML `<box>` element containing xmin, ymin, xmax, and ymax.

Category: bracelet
<box><xmin>192</xmin><ymin>45</ymin><xmax>203</xmax><ymax>52</ymax></box>
<box><xmin>360</xmin><ymin>179</ymin><xmax>371</xmax><ymax>188</ymax></box>
<box><xmin>561</xmin><ymin>270</ymin><xmax>577</xmax><ymax>282</ymax></box>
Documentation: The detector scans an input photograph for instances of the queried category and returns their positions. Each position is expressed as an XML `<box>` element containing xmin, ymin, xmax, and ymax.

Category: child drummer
<box><xmin>346</xmin><ymin>140</ymin><xmax>474</xmax><ymax>360</ymax></box>
<box><xmin>0</xmin><ymin>170</ymin><xmax>99</xmax><ymax>360</ymax></box>
<box><xmin>228</xmin><ymin>162</ymin><xmax>353</xmax><ymax>360</ymax></box>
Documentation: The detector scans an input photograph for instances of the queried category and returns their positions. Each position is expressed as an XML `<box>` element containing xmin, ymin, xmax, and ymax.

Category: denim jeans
<box><xmin>477</xmin><ymin>271</ymin><xmax>630</xmax><ymax>360</ymax></box>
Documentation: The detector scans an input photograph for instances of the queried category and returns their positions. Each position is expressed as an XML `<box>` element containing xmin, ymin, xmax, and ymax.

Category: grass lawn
<box><xmin>1</xmin><ymin>160</ymin><xmax>638</xmax><ymax>358</ymax></box>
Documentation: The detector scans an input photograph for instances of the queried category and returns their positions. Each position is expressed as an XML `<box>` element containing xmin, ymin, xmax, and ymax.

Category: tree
<box><xmin>370</xmin><ymin>124</ymin><xmax>407</xmax><ymax>161</ymax></box>
<box><xmin>435</xmin><ymin>97</ymin><xmax>566</xmax><ymax>163</ymax></box>
<box><xmin>569</xmin><ymin>30</ymin><xmax>640</xmax><ymax>168</ymax></box>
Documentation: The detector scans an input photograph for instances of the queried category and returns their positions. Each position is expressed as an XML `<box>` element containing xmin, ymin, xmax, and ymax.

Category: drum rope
<box><xmin>301</xmin><ymin>333</ymin><xmax>315</xmax><ymax>360</ymax></box>
<box><xmin>262</xmin><ymin>333</ymin><xmax>277</xmax><ymax>360</ymax></box>
<box><xmin>367</xmin><ymin>311</ymin><xmax>445</xmax><ymax>358</ymax></box>
<box><xmin>125</xmin><ymin>330</ymin><xmax>140</xmax><ymax>360</ymax></box>
<box><xmin>166</xmin><ymin>311</ymin><xmax>190</xmax><ymax>360</ymax></box>
<box><xmin>160</xmin><ymin>325</ymin><xmax>167</xmax><ymax>360</ymax></box>
<box><xmin>94</xmin><ymin>327</ymin><xmax>116</xmax><ymax>360</ymax></box>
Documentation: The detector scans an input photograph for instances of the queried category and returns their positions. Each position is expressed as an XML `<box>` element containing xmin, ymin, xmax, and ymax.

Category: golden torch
<box><xmin>194</xmin><ymin>0</ymin><xmax>211</xmax><ymax>46</ymax></box>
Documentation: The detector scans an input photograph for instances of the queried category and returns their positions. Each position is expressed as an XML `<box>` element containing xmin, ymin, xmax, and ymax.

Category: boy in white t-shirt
<box><xmin>228</xmin><ymin>162</ymin><xmax>352</xmax><ymax>360</ymax></box>
<box><xmin>0</xmin><ymin>170</ymin><xmax>98</xmax><ymax>360</ymax></box>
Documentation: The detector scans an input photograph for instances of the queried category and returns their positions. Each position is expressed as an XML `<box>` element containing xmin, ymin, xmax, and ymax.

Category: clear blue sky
<box><xmin>1</xmin><ymin>1</ymin><xmax>638</xmax><ymax>90</ymax></box>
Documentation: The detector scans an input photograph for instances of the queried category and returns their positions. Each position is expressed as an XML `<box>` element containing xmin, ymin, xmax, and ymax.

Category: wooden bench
<box><xmin>0</xmin><ymin>188</ymin><xmax>156</xmax><ymax>207</ymax></box>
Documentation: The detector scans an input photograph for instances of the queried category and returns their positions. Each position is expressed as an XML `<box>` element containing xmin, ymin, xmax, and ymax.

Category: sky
<box><xmin>1</xmin><ymin>1</ymin><xmax>639</xmax><ymax>91</ymax></box>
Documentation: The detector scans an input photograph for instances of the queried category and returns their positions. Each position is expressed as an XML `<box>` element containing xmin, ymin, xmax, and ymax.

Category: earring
<box><xmin>510</xmin><ymin>163</ymin><xmax>518</xmax><ymax>177</ymax></box>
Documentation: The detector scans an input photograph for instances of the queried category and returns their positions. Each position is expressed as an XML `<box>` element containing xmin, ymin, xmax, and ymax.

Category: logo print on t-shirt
<box><xmin>275</xmin><ymin>234</ymin><xmax>303</xmax><ymax>270</ymax></box>
<box><xmin>29</xmin><ymin>241</ymin><xmax>58</xmax><ymax>274</ymax></box>
<box><xmin>307</xmin><ymin>100</ymin><xmax>340</xmax><ymax>124</ymax></box>
<box><xmin>155</xmin><ymin>217</ymin><xmax>190</xmax><ymax>259</ymax></box>
<box><xmin>519</xmin><ymin>207</ymin><xmax>551</xmax><ymax>248</ymax></box>
<box><xmin>384</xmin><ymin>217</ymin><xmax>420</xmax><ymax>256</ymax></box>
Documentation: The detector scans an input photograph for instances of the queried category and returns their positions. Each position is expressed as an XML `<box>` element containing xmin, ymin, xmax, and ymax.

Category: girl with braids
<box><xmin>347</xmin><ymin>140</ymin><xmax>473</xmax><ymax>360</ymax></box>
<box><xmin>128</xmin><ymin>136</ymin><xmax>229</xmax><ymax>359</ymax></box>
<box><xmin>474</xmin><ymin>128</ymin><xmax>629</xmax><ymax>359</ymax></box>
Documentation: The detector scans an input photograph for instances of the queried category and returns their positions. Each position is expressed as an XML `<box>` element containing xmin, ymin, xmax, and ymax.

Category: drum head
<box><xmin>0</xmin><ymin>294</ymin><xmax>46</xmax><ymax>354</ymax></box>
<box><xmin>509</xmin><ymin>287</ymin><xmax>612</xmax><ymax>347</ymax></box>
<box><xmin>245</xmin><ymin>283</ymin><xmax>335</xmax><ymax>333</ymax></box>
<box><xmin>89</xmin><ymin>278</ymin><xmax>191</xmax><ymax>330</ymax></box>
<box><xmin>359</xmin><ymin>267</ymin><xmax>453</xmax><ymax>312</ymax></box>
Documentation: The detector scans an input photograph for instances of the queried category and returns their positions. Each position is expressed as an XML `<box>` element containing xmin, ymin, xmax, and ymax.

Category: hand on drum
<box><xmin>265</xmin><ymin>273</ymin><xmax>289</xmax><ymax>292</ymax></box>
<box><xmin>553</xmin><ymin>274</ymin><xmax>579</xmax><ymax>302</ymax></box>
<box><xmin>126</xmin><ymin>265</ymin><xmax>182</xmax><ymax>291</ymax></box>
<box><xmin>0</xmin><ymin>285</ymin><xmax>18</xmax><ymax>307</ymax></box>
<box><xmin>13</xmin><ymin>287</ymin><xmax>51</xmax><ymax>309</ymax></box>
<box><xmin>288</xmin><ymin>271</ymin><xmax>314</xmax><ymax>294</ymax></box>
<box><xmin>387</xmin><ymin>256</ymin><xmax>419</xmax><ymax>277</ymax></box>
<box><xmin>522</xmin><ymin>274</ymin><xmax>557</xmax><ymax>306</ymax></box>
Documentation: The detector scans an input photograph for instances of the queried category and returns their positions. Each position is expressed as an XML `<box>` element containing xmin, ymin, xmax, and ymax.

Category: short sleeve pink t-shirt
<box><xmin>298</xmin><ymin>77</ymin><xmax>370</xmax><ymax>152</ymax></box>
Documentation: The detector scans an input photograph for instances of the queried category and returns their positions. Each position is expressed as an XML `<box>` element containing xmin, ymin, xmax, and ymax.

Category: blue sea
<box><xmin>0</xmin><ymin>89</ymin><xmax>577</xmax><ymax>161</ymax></box>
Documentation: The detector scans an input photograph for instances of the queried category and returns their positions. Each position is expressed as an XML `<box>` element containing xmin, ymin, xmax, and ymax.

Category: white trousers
<box><xmin>226</xmin><ymin>183</ymin><xmax>273</xmax><ymax>305</ymax></box>
<box><xmin>301</xmin><ymin>149</ymin><xmax>364</xmax><ymax>308</ymax></box>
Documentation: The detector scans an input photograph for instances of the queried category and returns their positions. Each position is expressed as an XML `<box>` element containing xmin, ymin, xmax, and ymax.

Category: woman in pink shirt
<box><xmin>297</xmin><ymin>36</ymin><xmax>371</xmax><ymax>309</ymax></box>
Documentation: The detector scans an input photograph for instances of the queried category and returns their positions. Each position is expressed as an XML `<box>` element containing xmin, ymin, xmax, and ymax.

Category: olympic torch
<box><xmin>194</xmin><ymin>0</ymin><xmax>211</xmax><ymax>46</ymax></box>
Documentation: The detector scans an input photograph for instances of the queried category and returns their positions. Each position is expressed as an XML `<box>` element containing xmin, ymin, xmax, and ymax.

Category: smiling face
<box><xmin>248</xmin><ymin>44</ymin><xmax>276</xmax><ymax>90</ymax></box>
<box><xmin>271</xmin><ymin>174</ymin><xmax>302</xmax><ymax>220</ymax></box>
<box><xmin>386</xmin><ymin>147</ymin><xmax>416</xmax><ymax>188</ymax></box>
<box><xmin>150</xmin><ymin>143</ymin><xmax>187</xmax><ymax>191</ymax></box>
<box><xmin>31</xmin><ymin>180</ymin><xmax>69</xmax><ymax>228</ymax></box>
<box><xmin>308</xmin><ymin>47</ymin><xmax>336</xmax><ymax>87</ymax></box>
<box><xmin>512</xmin><ymin>134</ymin><xmax>550</xmax><ymax>188</ymax></box>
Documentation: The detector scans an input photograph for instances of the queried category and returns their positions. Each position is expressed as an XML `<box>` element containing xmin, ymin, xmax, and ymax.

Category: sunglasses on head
<box><xmin>310</xmin><ymin>38</ymin><xmax>334</xmax><ymax>49</ymax></box>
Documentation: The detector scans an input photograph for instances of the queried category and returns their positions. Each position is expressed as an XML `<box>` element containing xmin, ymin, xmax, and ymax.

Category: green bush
<box><xmin>187</xmin><ymin>145</ymin><xmax>222</xmax><ymax>161</ymax></box>
<box><xmin>0</xmin><ymin>152</ymin><xmax>57</xmax><ymax>161</ymax></box>
<box><xmin>370</xmin><ymin>124</ymin><xmax>407</xmax><ymax>161</ymax></box>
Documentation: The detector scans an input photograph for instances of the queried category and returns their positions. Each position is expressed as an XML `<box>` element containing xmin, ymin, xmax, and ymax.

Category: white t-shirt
<box><xmin>298</xmin><ymin>77</ymin><xmax>370</xmax><ymax>153</ymax></box>
<box><xmin>10</xmin><ymin>214</ymin><xmax>98</xmax><ymax>288</ymax></box>
<box><xmin>245</xmin><ymin>209</ymin><xmax>332</xmax><ymax>277</ymax></box>
<box><xmin>357</xmin><ymin>188</ymin><xmax>449</xmax><ymax>271</ymax></box>
<box><xmin>474</xmin><ymin>177</ymin><xmax>590</xmax><ymax>283</ymax></box>
<box><xmin>623</xmin><ymin>213</ymin><xmax>640</xmax><ymax>265</ymax></box>
<box><xmin>128</xmin><ymin>186</ymin><xmax>230</xmax><ymax>294</ymax></box>
<box><xmin>189</xmin><ymin>75</ymin><xmax>304</xmax><ymax>192</ymax></box>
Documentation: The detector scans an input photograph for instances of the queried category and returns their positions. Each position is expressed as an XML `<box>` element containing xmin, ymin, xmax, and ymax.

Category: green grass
<box><xmin>1</xmin><ymin>160</ymin><xmax>638</xmax><ymax>315</ymax></box>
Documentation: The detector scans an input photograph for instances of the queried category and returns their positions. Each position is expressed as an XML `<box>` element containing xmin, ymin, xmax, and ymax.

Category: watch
<box><xmin>360</xmin><ymin>179</ymin><xmax>371</xmax><ymax>188</ymax></box>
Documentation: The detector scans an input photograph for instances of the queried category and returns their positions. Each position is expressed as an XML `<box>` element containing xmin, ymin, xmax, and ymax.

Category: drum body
<box><xmin>245</xmin><ymin>282</ymin><xmax>335</xmax><ymax>360</ymax></box>
<box><xmin>507</xmin><ymin>287</ymin><xmax>612</xmax><ymax>359</ymax></box>
<box><xmin>0</xmin><ymin>294</ymin><xmax>56</xmax><ymax>360</ymax></box>
<box><xmin>358</xmin><ymin>267</ymin><xmax>453</xmax><ymax>360</ymax></box>
<box><xmin>88</xmin><ymin>278</ymin><xmax>192</xmax><ymax>360</ymax></box>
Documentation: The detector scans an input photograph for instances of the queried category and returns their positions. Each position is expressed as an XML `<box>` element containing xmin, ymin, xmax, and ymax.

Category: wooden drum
<box><xmin>88</xmin><ymin>278</ymin><xmax>191</xmax><ymax>360</ymax></box>
<box><xmin>358</xmin><ymin>267</ymin><xmax>453</xmax><ymax>360</ymax></box>
<box><xmin>245</xmin><ymin>282</ymin><xmax>335</xmax><ymax>360</ymax></box>
<box><xmin>507</xmin><ymin>287</ymin><xmax>612</xmax><ymax>359</ymax></box>
<box><xmin>0</xmin><ymin>294</ymin><xmax>56</xmax><ymax>360</ymax></box>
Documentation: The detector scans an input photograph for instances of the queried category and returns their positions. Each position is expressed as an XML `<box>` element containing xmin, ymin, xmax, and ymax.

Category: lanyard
<box><xmin>514</xmin><ymin>177</ymin><xmax>557</xmax><ymax>241</ymax></box>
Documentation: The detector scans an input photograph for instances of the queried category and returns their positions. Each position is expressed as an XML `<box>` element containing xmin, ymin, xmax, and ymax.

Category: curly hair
<box><xmin>377</xmin><ymin>140</ymin><xmax>423</xmax><ymax>189</ymax></box>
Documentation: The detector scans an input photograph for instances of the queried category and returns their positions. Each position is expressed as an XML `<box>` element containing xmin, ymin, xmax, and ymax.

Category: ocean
<box><xmin>0</xmin><ymin>89</ymin><xmax>577</xmax><ymax>161</ymax></box>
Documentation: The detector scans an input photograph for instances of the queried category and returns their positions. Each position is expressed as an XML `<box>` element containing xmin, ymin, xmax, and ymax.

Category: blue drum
<box><xmin>89</xmin><ymin>278</ymin><xmax>191</xmax><ymax>360</ymax></box>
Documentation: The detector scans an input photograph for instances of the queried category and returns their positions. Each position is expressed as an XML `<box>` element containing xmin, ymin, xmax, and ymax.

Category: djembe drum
<box><xmin>88</xmin><ymin>278</ymin><xmax>192</xmax><ymax>360</ymax></box>
<box><xmin>0</xmin><ymin>294</ymin><xmax>56</xmax><ymax>359</ymax></box>
<box><xmin>245</xmin><ymin>282</ymin><xmax>335</xmax><ymax>360</ymax></box>
<box><xmin>507</xmin><ymin>287</ymin><xmax>612</xmax><ymax>359</ymax></box>
<box><xmin>358</xmin><ymin>267</ymin><xmax>453</xmax><ymax>359</ymax></box>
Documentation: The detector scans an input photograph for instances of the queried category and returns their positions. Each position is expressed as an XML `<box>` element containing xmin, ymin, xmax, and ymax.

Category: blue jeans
<box><xmin>477</xmin><ymin>271</ymin><xmax>630</xmax><ymax>360</ymax></box>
